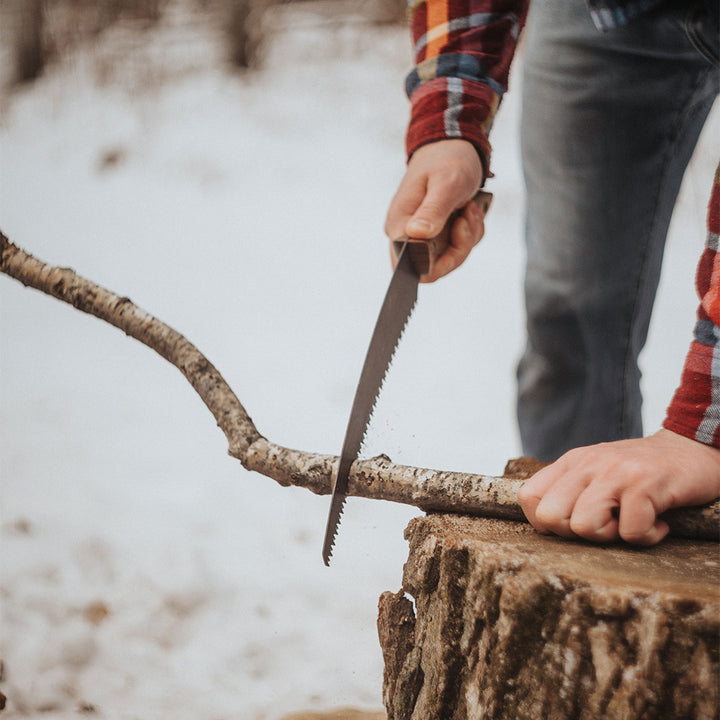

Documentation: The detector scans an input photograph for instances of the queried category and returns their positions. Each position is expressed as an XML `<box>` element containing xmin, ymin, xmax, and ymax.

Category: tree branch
<box><xmin>2</xmin><ymin>231</ymin><xmax>718</xmax><ymax>541</ymax></box>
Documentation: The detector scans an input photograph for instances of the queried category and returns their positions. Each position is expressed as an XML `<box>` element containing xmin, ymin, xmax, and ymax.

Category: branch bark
<box><xmin>1</xmin><ymin>232</ymin><xmax>718</xmax><ymax>541</ymax></box>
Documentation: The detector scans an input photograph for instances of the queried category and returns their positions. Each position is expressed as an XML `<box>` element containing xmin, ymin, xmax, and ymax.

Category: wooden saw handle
<box><xmin>392</xmin><ymin>190</ymin><xmax>493</xmax><ymax>276</ymax></box>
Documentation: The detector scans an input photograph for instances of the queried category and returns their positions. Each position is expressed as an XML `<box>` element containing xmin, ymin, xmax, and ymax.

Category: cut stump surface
<box><xmin>378</xmin><ymin>515</ymin><xmax>720</xmax><ymax>720</ymax></box>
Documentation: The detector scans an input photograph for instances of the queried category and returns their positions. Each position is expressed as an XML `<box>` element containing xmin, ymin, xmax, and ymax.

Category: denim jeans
<box><xmin>517</xmin><ymin>0</ymin><xmax>720</xmax><ymax>461</ymax></box>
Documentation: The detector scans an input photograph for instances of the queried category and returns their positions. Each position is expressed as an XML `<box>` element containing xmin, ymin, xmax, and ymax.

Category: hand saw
<box><xmin>322</xmin><ymin>190</ymin><xmax>493</xmax><ymax>565</ymax></box>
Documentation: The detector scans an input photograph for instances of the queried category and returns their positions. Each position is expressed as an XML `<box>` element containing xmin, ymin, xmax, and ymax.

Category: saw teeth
<box><xmin>324</xmin><ymin>298</ymin><xmax>416</xmax><ymax>566</ymax></box>
<box><xmin>358</xmin><ymin>298</ymin><xmax>416</xmax><ymax>455</ymax></box>
<box><xmin>323</xmin><ymin>497</ymin><xmax>346</xmax><ymax>566</ymax></box>
<box><xmin>324</xmin><ymin>247</ymin><xmax>419</xmax><ymax>564</ymax></box>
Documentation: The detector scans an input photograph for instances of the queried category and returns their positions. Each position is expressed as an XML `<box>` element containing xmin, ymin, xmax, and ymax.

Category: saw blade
<box><xmin>322</xmin><ymin>242</ymin><xmax>419</xmax><ymax>565</ymax></box>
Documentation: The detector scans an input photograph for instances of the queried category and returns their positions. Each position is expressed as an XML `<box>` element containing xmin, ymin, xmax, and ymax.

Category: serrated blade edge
<box><xmin>322</xmin><ymin>243</ymin><xmax>419</xmax><ymax>565</ymax></box>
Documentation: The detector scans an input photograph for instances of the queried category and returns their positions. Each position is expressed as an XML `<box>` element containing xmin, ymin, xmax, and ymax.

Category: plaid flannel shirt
<box><xmin>404</xmin><ymin>1</ymin><xmax>528</xmax><ymax>174</ymax></box>
<box><xmin>404</xmin><ymin>0</ymin><xmax>669</xmax><ymax>168</ymax></box>
<box><xmin>406</xmin><ymin>0</ymin><xmax>720</xmax><ymax>447</ymax></box>
<box><xmin>663</xmin><ymin>168</ymin><xmax>720</xmax><ymax>446</ymax></box>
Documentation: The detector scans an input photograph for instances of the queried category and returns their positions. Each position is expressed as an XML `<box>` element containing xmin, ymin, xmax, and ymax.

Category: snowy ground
<box><xmin>1</xmin><ymin>4</ymin><xmax>718</xmax><ymax>718</ymax></box>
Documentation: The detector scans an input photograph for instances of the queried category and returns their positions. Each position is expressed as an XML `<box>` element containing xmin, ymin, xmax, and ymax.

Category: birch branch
<box><xmin>1</xmin><ymin>232</ymin><xmax>718</xmax><ymax>542</ymax></box>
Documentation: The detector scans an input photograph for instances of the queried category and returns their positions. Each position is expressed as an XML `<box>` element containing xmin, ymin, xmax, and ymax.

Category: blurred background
<box><xmin>1</xmin><ymin>0</ymin><xmax>407</xmax><ymax>87</ymax></box>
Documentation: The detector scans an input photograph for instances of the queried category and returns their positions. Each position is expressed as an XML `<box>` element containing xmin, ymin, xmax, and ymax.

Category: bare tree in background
<box><xmin>3</xmin><ymin>0</ymin><xmax>408</xmax><ymax>85</ymax></box>
<box><xmin>224</xmin><ymin>0</ymin><xmax>408</xmax><ymax>71</ymax></box>
<box><xmin>367</xmin><ymin>0</ymin><xmax>406</xmax><ymax>24</ymax></box>
<box><xmin>4</xmin><ymin>0</ymin><xmax>167</xmax><ymax>86</ymax></box>
<box><xmin>225</xmin><ymin>0</ymin><xmax>267</xmax><ymax>69</ymax></box>
<box><xmin>10</xmin><ymin>0</ymin><xmax>45</xmax><ymax>84</ymax></box>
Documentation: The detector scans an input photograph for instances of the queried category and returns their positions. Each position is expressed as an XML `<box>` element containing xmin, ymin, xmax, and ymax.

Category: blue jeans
<box><xmin>517</xmin><ymin>0</ymin><xmax>720</xmax><ymax>461</ymax></box>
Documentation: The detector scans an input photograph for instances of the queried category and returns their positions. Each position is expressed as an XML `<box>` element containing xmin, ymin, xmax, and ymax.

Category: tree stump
<box><xmin>378</xmin><ymin>514</ymin><xmax>720</xmax><ymax>720</ymax></box>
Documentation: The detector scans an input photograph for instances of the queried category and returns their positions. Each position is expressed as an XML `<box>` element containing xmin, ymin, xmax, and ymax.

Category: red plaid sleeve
<box><xmin>664</xmin><ymin>165</ymin><xmax>720</xmax><ymax>447</ymax></box>
<box><xmin>405</xmin><ymin>0</ymin><xmax>529</xmax><ymax>176</ymax></box>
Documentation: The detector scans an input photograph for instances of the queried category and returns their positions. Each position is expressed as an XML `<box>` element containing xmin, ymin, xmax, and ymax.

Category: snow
<box><xmin>0</xmin><ymin>5</ymin><xmax>718</xmax><ymax>718</ymax></box>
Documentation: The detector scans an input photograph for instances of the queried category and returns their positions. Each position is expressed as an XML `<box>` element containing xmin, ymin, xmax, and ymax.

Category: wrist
<box><xmin>652</xmin><ymin>428</ymin><xmax>720</xmax><ymax>481</ymax></box>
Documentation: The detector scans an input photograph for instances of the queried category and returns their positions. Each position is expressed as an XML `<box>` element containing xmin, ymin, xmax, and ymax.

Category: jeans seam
<box><xmin>684</xmin><ymin>2</ymin><xmax>720</xmax><ymax>68</ymax></box>
<box><xmin>619</xmin><ymin>63</ymin><xmax>714</xmax><ymax>437</ymax></box>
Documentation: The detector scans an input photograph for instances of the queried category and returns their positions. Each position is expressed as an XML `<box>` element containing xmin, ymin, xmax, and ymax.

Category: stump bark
<box><xmin>378</xmin><ymin>515</ymin><xmax>720</xmax><ymax>720</ymax></box>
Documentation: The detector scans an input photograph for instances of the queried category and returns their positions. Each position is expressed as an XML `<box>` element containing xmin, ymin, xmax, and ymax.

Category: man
<box><xmin>385</xmin><ymin>0</ymin><xmax>720</xmax><ymax>545</ymax></box>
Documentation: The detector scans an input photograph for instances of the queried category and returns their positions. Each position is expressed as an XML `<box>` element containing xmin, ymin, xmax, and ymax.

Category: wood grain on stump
<box><xmin>378</xmin><ymin>515</ymin><xmax>720</xmax><ymax>720</ymax></box>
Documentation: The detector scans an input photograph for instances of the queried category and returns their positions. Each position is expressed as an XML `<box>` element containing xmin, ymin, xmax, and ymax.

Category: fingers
<box><xmin>618</xmin><ymin>504</ymin><xmax>669</xmax><ymax>546</ymax></box>
<box><xmin>405</xmin><ymin>171</ymin><xmax>477</xmax><ymax>239</ymax></box>
<box><xmin>517</xmin><ymin>438</ymin><xmax>688</xmax><ymax>546</ymax></box>
<box><xmin>571</xmin><ymin>481</ymin><xmax>669</xmax><ymax>545</ymax></box>
<box><xmin>420</xmin><ymin>201</ymin><xmax>486</xmax><ymax>283</ymax></box>
<box><xmin>564</xmin><ymin>483</ymin><xmax>620</xmax><ymax>542</ymax></box>
<box><xmin>385</xmin><ymin>175</ymin><xmax>430</xmax><ymax>245</ymax></box>
<box><xmin>385</xmin><ymin>139</ymin><xmax>484</xmax><ymax>278</ymax></box>
<box><xmin>519</xmin><ymin>458</ymin><xmax>589</xmax><ymax>539</ymax></box>
<box><xmin>520</xmin><ymin>465</ymin><xmax>626</xmax><ymax>544</ymax></box>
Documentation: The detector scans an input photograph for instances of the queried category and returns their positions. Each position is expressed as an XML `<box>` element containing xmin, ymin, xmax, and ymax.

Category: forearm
<box><xmin>405</xmin><ymin>0</ymin><xmax>528</xmax><ymax>175</ymax></box>
<box><xmin>663</xmin><ymin>165</ymin><xmax>720</xmax><ymax>448</ymax></box>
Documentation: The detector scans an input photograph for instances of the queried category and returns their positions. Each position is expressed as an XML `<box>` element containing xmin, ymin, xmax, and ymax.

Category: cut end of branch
<box><xmin>1</xmin><ymin>230</ymin><xmax>11</xmax><ymax>263</ymax></box>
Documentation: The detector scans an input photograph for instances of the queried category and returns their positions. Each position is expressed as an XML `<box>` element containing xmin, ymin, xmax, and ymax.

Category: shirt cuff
<box><xmin>405</xmin><ymin>77</ymin><xmax>498</xmax><ymax>179</ymax></box>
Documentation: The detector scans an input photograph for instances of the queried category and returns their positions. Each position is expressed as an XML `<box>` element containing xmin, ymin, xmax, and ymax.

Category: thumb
<box><xmin>405</xmin><ymin>182</ymin><xmax>463</xmax><ymax>239</ymax></box>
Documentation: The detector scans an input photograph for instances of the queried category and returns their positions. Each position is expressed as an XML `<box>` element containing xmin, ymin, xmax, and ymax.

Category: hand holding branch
<box><xmin>519</xmin><ymin>429</ymin><xmax>720</xmax><ymax>545</ymax></box>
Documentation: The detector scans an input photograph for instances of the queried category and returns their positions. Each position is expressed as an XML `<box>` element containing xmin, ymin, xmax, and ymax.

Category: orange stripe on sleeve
<box><xmin>425</xmin><ymin>1</ymin><xmax>449</xmax><ymax>59</ymax></box>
